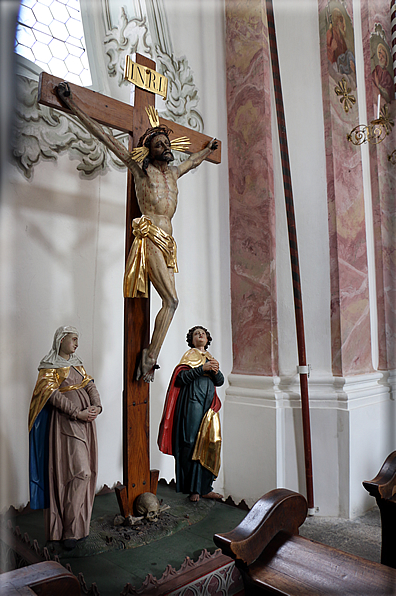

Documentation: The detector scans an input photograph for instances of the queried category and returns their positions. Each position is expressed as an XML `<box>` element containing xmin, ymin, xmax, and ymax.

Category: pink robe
<box><xmin>45</xmin><ymin>366</ymin><xmax>101</xmax><ymax>541</ymax></box>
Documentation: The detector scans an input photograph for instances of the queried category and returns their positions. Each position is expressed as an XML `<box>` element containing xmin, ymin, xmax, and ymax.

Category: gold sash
<box><xmin>123</xmin><ymin>215</ymin><xmax>178</xmax><ymax>298</ymax></box>
<box><xmin>192</xmin><ymin>408</ymin><xmax>222</xmax><ymax>477</ymax></box>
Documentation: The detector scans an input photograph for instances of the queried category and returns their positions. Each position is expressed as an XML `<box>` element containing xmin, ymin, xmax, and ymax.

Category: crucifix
<box><xmin>37</xmin><ymin>54</ymin><xmax>221</xmax><ymax>517</ymax></box>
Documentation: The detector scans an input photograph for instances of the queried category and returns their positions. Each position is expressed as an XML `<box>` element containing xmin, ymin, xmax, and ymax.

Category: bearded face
<box><xmin>149</xmin><ymin>133</ymin><xmax>174</xmax><ymax>163</ymax></box>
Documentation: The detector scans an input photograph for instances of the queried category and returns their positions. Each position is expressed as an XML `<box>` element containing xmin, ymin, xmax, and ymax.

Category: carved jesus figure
<box><xmin>56</xmin><ymin>82</ymin><xmax>218</xmax><ymax>382</ymax></box>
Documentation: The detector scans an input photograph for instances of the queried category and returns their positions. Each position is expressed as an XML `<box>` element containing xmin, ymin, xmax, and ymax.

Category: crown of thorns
<box><xmin>137</xmin><ymin>125</ymin><xmax>173</xmax><ymax>149</ymax></box>
<box><xmin>130</xmin><ymin>107</ymin><xmax>190</xmax><ymax>163</ymax></box>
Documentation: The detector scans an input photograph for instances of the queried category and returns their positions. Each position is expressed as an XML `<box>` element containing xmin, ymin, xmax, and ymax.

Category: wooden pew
<box><xmin>0</xmin><ymin>561</ymin><xmax>80</xmax><ymax>595</ymax></box>
<box><xmin>214</xmin><ymin>488</ymin><xmax>396</xmax><ymax>595</ymax></box>
<box><xmin>363</xmin><ymin>450</ymin><xmax>396</xmax><ymax>568</ymax></box>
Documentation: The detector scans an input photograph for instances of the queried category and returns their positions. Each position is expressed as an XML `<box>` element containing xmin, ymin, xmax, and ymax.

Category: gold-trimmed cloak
<box><xmin>179</xmin><ymin>348</ymin><xmax>215</xmax><ymax>368</ymax></box>
<box><xmin>192</xmin><ymin>407</ymin><xmax>222</xmax><ymax>477</ymax></box>
<box><xmin>159</xmin><ymin>348</ymin><xmax>222</xmax><ymax>479</ymax></box>
<box><xmin>28</xmin><ymin>366</ymin><xmax>93</xmax><ymax>433</ymax></box>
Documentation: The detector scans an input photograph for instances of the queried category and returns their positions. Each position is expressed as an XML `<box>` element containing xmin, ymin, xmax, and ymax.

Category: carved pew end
<box><xmin>214</xmin><ymin>488</ymin><xmax>307</xmax><ymax>566</ymax></box>
<box><xmin>363</xmin><ymin>450</ymin><xmax>396</xmax><ymax>568</ymax></box>
<box><xmin>0</xmin><ymin>561</ymin><xmax>81</xmax><ymax>595</ymax></box>
<box><xmin>214</xmin><ymin>488</ymin><xmax>396</xmax><ymax>595</ymax></box>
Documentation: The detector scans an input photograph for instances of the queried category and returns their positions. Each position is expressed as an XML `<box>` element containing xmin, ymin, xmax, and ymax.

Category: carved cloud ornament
<box><xmin>12</xmin><ymin>75</ymin><xmax>126</xmax><ymax>179</ymax></box>
<box><xmin>104</xmin><ymin>7</ymin><xmax>153</xmax><ymax>86</ymax></box>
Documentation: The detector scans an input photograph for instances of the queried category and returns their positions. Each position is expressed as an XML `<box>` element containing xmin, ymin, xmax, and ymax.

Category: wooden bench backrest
<box><xmin>214</xmin><ymin>488</ymin><xmax>307</xmax><ymax>566</ymax></box>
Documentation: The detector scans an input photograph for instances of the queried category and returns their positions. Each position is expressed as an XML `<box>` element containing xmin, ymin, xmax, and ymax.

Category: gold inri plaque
<box><xmin>124</xmin><ymin>56</ymin><xmax>168</xmax><ymax>99</ymax></box>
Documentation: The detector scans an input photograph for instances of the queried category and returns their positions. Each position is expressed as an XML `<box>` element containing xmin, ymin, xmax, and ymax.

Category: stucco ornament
<box><xmin>155</xmin><ymin>46</ymin><xmax>204</xmax><ymax>133</ymax></box>
<box><xmin>12</xmin><ymin>76</ymin><xmax>125</xmax><ymax>179</ymax></box>
<box><xmin>104</xmin><ymin>7</ymin><xmax>153</xmax><ymax>85</ymax></box>
<box><xmin>103</xmin><ymin>7</ymin><xmax>203</xmax><ymax>133</ymax></box>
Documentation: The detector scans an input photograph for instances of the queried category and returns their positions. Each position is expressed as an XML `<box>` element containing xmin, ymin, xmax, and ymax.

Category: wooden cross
<box><xmin>37</xmin><ymin>54</ymin><xmax>221</xmax><ymax>517</ymax></box>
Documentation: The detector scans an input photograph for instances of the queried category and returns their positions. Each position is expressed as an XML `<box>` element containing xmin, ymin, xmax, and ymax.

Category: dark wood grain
<box><xmin>214</xmin><ymin>489</ymin><xmax>307</xmax><ymax>566</ymax></box>
<box><xmin>117</xmin><ymin>55</ymin><xmax>155</xmax><ymax>517</ymax></box>
<box><xmin>249</xmin><ymin>533</ymin><xmax>396</xmax><ymax>595</ymax></box>
<box><xmin>38</xmin><ymin>71</ymin><xmax>134</xmax><ymax>132</ymax></box>
<box><xmin>363</xmin><ymin>450</ymin><xmax>396</xmax><ymax>501</ymax></box>
<box><xmin>1</xmin><ymin>562</ymin><xmax>80</xmax><ymax>596</ymax></box>
<box><xmin>363</xmin><ymin>451</ymin><xmax>396</xmax><ymax>568</ymax></box>
<box><xmin>214</xmin><ymin>488</ymin><xmax>396</xmax><ymax>596</ymax></box>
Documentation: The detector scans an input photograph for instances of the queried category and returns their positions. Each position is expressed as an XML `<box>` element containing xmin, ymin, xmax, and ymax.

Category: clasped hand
<box><xmin>203</xmin><ymin>359</ymin><xmax>219</xmax><ymax>374</ymax></box>
<box><xmin>77</xmin><ymin>406</ymin><xmax>100</xmax><ymax>422</ymax></box>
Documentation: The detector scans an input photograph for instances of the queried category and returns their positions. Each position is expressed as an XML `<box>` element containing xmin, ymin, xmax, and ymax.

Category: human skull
<box><xmin>134</xmin><ymin>492</ymin><xmax>161</xmax><ymax>521</ymax></box>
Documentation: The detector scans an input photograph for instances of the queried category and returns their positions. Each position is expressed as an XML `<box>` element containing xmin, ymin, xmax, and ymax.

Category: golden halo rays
<box><xmin>130</xmin><ymin>107</ymin><xmax>191</xmax><ymax>162</ymax></box>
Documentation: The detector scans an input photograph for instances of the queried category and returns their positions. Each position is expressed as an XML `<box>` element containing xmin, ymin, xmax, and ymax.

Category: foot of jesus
<box><xmin>136</xmin><ymin>348</ymin><xmax>157</xmax><ymax>382</ymax></box>
<box><xmin>189</xmin><ymin>493</ymin><xmax>200</xmax><ymax>502</ymax></box>
<box><xmin>202</xmin><ymin>492</ymin><xmax>224</xmax><ymax>501</ymax></box>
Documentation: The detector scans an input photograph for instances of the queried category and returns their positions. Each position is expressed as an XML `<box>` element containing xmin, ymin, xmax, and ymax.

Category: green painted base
<box><xmin>46</xmin><ymin>484</ymin><xmax>216</xmax><ymax>559</ymax></box>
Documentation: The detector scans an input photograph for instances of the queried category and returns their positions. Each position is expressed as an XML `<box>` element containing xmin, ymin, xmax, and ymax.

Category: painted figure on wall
<box><xmin>326</xmin><ymin>2</ymin><xmax>356</xmax><ymax>83</ymax></box>
<box><xmin>158</xmin><ymin>326</ymin><xmax>224</xmax><ymax>502</ymax></box>
<box><xmin>28</xmin><ymin>326</ymin><xmax>102</xmax><ymax>550</ymax></box>
<box><xmin>371</xmin><ymin>31</ymin><xmax>394</xmax><ymax>105</ymax></box>
<box><xmin>56</xmin><ymin>82</ymin><xmax>218</xmax><ymax>383</ymax></box>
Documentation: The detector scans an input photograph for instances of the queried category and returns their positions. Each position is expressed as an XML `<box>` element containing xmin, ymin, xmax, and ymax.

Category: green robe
<box><xmin>174</xmin><ymin>364</ymin><xmax>224</xmax><ymax>495</ymax></box>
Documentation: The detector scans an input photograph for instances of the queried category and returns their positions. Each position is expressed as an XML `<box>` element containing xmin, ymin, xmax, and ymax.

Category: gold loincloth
<box><xmin>123</xmin><ymin>215</ymin><xmax>178</xmax><ymax>298</ymax></box>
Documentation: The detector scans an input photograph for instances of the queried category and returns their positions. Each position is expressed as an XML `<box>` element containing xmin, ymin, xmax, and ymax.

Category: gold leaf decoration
<box><xmin>145</xmin><ymin>106</ymin><xmax>160</xmax><ymax>128</ymax></box>
<box><xmin>130</xmin><ymin>146</ymin><xmax>149</xmax><ymax>163</ymax></box>
<box><xmin>347</xmin><ymin>104</ymin><xmax>394</xmax><ymax>146</ymax></box>
<box><xmin>335</xmin><ymin>78</ymin><xmax>356</xmax><ymax>113</ymax></box>
<box><xmin>170</xmin><ymin>136</ymin><xmax>191</xmax><ymax>152</ymax></box>
<box><xmin>379</xmin><ymin>104</ymin><xmax>394</xmax><ymax>135</ymax></box>
<box><xmin>130</xmin><ymin>109</ymin><xmax>192</xmax><ymax>161</ymax></box>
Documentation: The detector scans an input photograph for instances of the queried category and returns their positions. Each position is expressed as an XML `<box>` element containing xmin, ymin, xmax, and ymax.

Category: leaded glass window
<box><xmin>15</xmin><ymin>0</ymin><xmax>92</xmax><ymax>87</ymax></box>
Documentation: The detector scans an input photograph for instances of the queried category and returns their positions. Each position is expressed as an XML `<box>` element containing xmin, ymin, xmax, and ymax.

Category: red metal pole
<box><xmin>266</xmin><ymin>0</ymin><xmax>314</xmax><ymax>509</ymax></box>
<box><xmin>391</xmin><ymin>0</ymin><xmax>396</xmax><ymax>98</ymax></box>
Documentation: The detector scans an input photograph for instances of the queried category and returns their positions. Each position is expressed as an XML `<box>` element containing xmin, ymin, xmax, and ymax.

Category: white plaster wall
<box><xmin>348</xmin><ymin>381</ymin><xmax>395</xmax><ymax>518</ymax></box>
<box><xmin>273</xmin><ymin>0</ymin><xmax>331</xmax><ymax>378</ymax></box>
<box><xmin>0</xmin><ymin>0</ymin><xmax>230</xmax><ymax>510</ymax></box>
<box><xmin>0</xmin><ymin>155</ymin><xmax>125</xmax><ymax>510</ymax></box>
<box><xmin>223</xmin><ymin>378</ymin><xmax>278</xmax><ymax>507</ymax></box>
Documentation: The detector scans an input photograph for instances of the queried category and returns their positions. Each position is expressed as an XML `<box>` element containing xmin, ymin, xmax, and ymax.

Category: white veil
<box><xmin>38</xmin><ymin>325</ymin><xmax>84</xmax><ymax>370</ymax></box>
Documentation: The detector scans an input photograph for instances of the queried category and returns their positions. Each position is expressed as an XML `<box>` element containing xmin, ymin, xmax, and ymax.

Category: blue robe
<box><xmin>29</xmin><ymin>403</ymin><xmax>51</xmax><ymax>509</ymax></box>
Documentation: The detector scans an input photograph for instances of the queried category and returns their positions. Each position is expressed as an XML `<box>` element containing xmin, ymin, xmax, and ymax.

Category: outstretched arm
<box><xmin>56</xmin><ymin>82</ymin><xmax>145</xmax><ymax>179</ymax></box>
<box><xmin>176</xmin><ymin>138</ymin><xmax>218</xmax><ymax>178</ymax></box>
